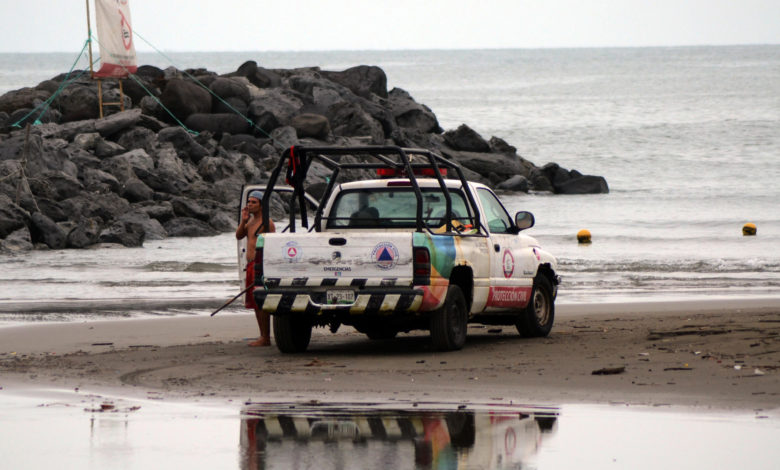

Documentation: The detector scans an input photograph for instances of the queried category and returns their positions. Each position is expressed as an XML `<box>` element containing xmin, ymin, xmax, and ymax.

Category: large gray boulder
<box><xmin>160</xmin><ymin>78</ymin><xmax>211</xmax><ymax>122</ymax></box>
<box><xmin>157</xmin><ymin>126</ymin><xmax>209</xmax><ymax>163</ymax></box>
<box><xmin>0</xmin><ymin>194</ymin><xmax>28</xmax><ymax>238</ymax></box>
<box><xmin>387</xmin><ymin>88</ymin><xmax>440</xmax><ymax>134</ymax></box>
<box><xmin>66</xmin><ymin>217</ymin><xmax>102</xmax><ymax>248</ymax></box>
<box><xmin>163</xmin><ymin>217</ymin><xmax>218</xmax><ymax>237</ymax></box>
<box><xmin>0</xmin><ymin>87</ymin><xmax>51</xmax><ymax>114</ymax></box>
<box><xmin>321</xmin><ymin>65</ymin><xmax>388</xmax><ymax>99</ymax></box>
<box><xmin>443</xmin><ymin>124</ymin><xmax>490</xmax><ymax>152</ymax></box>
<box><xmin>29</xmin><ymin>211</ymin><xmax>66</xmax><ymax>249</ymax></box>
<box><xmin>56</xmin><ymin>85</ymin><xmax>100</xmax><ymax>122</ymax></box>
<box><xmin>184</xmin><ymin>113</ymin><xmax>251</xmax><ymax>136</ymax></box>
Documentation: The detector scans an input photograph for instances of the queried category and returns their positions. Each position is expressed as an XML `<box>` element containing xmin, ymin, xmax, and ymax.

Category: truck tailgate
<box><xmin>261</xmin><ymin>232</ymin><xmax>414</xmax><ymax>282</ymax></box>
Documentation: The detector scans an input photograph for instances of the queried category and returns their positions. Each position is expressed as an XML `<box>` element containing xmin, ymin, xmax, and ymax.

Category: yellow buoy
<box><xmin>742</xmin><ymin>223</ymin><xmax>757</xmax><ymax>236</ymax></box>
<box><xmin>577</xmin><ymin>229</ymin><xmax>592</xmax><ymax>244</ymax></box>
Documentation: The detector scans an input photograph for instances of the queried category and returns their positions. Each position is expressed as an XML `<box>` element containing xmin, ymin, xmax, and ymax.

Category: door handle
<box><xmin>494</xmin><ymin>243</ymin><xmax>500</xmax><ymax>252</ymax></box>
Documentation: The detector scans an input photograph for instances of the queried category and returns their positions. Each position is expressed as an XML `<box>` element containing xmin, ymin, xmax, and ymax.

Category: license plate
<box><xmin>326</xmin><ymin>290</ymin><xmax>355</xmax><ymax>305</ymax></box>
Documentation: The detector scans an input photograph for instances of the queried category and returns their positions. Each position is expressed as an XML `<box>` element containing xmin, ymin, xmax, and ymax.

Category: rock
<box><xmin>170</xmin><ymin>196</ymin><xmax>212</xmax><ymax>221</ymax></box>
<box><xmin>95</xmin><ymin>108</ymin><xmax>142</xmax><ymax>137</ymax></box>
<box><xmin>496</xmin><ymin>175</ymin><xmax>530</xmax><ymax>192</ymax></box>
<box><xmin>0</xmin><ymin>194</ymin><xmax>29</xmax><ymax>238</ymax></box>
<box><xmin>29</xmin><ymin>211</ymin><xmax>67</xmax><ymax>249</ymax></box>
<box><xmin>231</xmin><ymin>61</ymin><xmax>282</xmax><ymax>89</ymax></box>
<box><xmin>197</xmin><ymin>155</ymin><xmax>244</xmax><ymax>183</ymax></box>
<box><xmin>116</xmin><ymin>127</ymin><xmax>157</xmax><ymax>153</ymax></box>
<box><xmin>326</xmin><ymin>102</ymin><xmax>384</xmax><ymax>143</ymax></box>
<box><xmin>159</xmin><ymin>78</ymin><xmax>212</xmax><ymax>122</ymax></box>
<box><xmin>209</xmin><ymin>211</ymin><xmax>236</xmax><ymax>232</ymax></box>
<box><xmin>209</xmin><ymin>77</ymin><xmax>251</xmax><ymax>109</ymax></box>
<box><xmin>290</xmin><ymin>113</ymin><xmax>331</xmax><ymax>139</ymax></box>
<box><xmin>269</xmin><ymin>126</ymin><xmax>300</xmax><ymax>152</ymax></box>
<box><xmin>73</xmin><ymin>132</ymin><xmax>101</xmax><ymax>151</ymax></box>
<box><xmin>59</xmin><ymin>192</ymin><xmax>130</xmax><ymax>224</ymax></box>
<box><xmin>247</xmin><ymin>89</ymin><xmax>304</xmax><ymax>132</ymax></box>
<box><xmin>443</xmin><ymin>149</ymin><xmax>527</xmax><ymax>180</ymax></box>
<box><xmin>555</xmin><ymin>174</ymin><xmax>610</xmax><ymax>194</ymax></box>
<box><xmin>219</xmin><ymin>134</ymin><xmax>269</xmax><ymax>161</ymax></box>
<box><xmin>388</xmin><ymin>88</ymin><xmax>441</xmax><ymax>134</ymax></box>
<box><xmin>157</xmin><ymin>126</ymin><xmax>209</xmax><ymax>163</ymax></box>
<box><xmin>29</xmin><ymin>170</ymin><xmax>83</xmax><ymax>200</ymax></box>
<box><xmin>66</xmin><ymin>217</ymin><xmax>102</xmax><ymax>248</ymax></box>
<box><xmin>528</xmin><ymin>167</ymin><xmax>554</xmax><ymax>192</ymax></box>
<box><xmin>321</xmin><ymin>65</ymin><xmax>388</xmax><ymax>99</ymax></box>
<box><xmin>99</xmin><ymin>219</ymin><xmax>145</xmax><ymax>247</ymax></box>
<box><xmin>163</xmin><ymin>217</ymin><xmax>218</xmax><ymax>237</ymax></box>
<box><xmin>212</xmin><ymin>96</ymin><xmax>249</xmax><ymax>116</ymax></box>
<box><xmin>81</xmin><ymin>167</ymin><xmax>121</xmax><ymax>193</ymax></box>
<box><xmin>0</xmin><ymin>226</ymin><xmax>33</xmax><ymax>252</ymax></box>
<box><xmin>121</xmin><ymin>178</ymin><xmax>155</xmax><ymax>202</ymax></box>
<box><xmin>56</xmin><ymin>85</ymin><xmax>100</xmax><ymax>122</ymax></box>
<box><xmin>94</xmin><ymin>138</ymin><xmax>126</xmax><ymax>158</ymax></box>
<box><xmin>0</xmin><ymin>87</ymin><xmax>51</xmax><ymax>114</ymax></box>
<box><xmin>184</xmin><ymin>113</ymin><xmax>251</xmax><ymax>137</ymax></box>
<box><xmin>136</xmin><ymin>200</ymin><xmax>175</xmax><ymax>223</ymax></box>
<box><xmin>489</xmin><ymin>136</ymin><xmax>517</xmax><ymax>155</ymax></box>
<box><xmin>444</xmin><ymin>124</ymin><xmax>491</xmax><ymax>152</ymax></box>
<box><xmin>119</xmin><ymin>210</ymin><xmax>168</xmax><ymax>240</ymax></box>
<box><xmin>35</xmin><ymin>197</ymin><xmax>69</xmax><ymax>222</ymax></box>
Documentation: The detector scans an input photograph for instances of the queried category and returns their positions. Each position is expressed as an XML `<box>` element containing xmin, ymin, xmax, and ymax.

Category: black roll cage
<box><xmin>261</xmin><ymin>146</ymin><xmax>485</xmax><ymax>235</ymax></box>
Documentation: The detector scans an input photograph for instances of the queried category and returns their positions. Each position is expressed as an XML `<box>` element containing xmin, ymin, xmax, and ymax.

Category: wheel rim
<box><xmin>533</xmin><ymin>288</ymin><xmax>550</xmax><ymax>326</ymax></box>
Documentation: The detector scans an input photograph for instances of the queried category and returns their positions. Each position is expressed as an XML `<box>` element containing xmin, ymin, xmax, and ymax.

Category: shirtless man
<box><xmin>236</xmin><ymin>190</ymin><xmax>276</xmax><ymax>346</ymax></box>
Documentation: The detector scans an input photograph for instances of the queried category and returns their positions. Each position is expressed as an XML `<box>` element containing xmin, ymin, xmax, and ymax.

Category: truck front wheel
<box><xmin>430</xmin><ymin>284</ymin><xmax>467</xmax><ymax>351</ymax></box>
<box><xmin>516</xmin><ymin>275</ymin><xmax>554</xmax><ymax>337</ymax></box>
<box><xmin>273</xmin><ymin>315</ymin><xmax>312</xmax><ymax>353</ymax></box>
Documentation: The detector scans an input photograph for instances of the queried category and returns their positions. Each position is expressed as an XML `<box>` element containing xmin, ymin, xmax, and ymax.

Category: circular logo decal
<box><xmin>284</xmin><ymin>241</ymin><xmax>301</xmax><ymax>263</ymax></box>
<box><xmin>502</xmin><ymin>250</ymin><xmax>515</xmax><ymax>278</ymax></box>
<box><xmin>371</xmin><ymin>242</ymin><xmax>399</xmax><ymax>270</ymax></box>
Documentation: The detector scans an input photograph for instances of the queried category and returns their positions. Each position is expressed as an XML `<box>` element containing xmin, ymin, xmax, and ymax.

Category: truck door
<box><xmin>477</xmin><ymin>188</ymin><xmax>534</xmax><ymax>312</ymax></box>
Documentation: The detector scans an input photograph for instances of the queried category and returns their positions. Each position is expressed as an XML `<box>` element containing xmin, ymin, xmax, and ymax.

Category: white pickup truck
<box><xmin>250</xmin><ymin>146</ymin><xmax>559</xmax><ymax>353</ymax></box>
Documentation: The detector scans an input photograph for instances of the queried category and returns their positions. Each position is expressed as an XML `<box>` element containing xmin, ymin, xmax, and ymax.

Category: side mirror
<box><xmin>515</xmin><ymin>211</ymin><xmax>535</xmax><ymax>231</ymax></box>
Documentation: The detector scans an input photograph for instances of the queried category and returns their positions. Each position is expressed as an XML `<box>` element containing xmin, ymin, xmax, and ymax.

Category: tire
<box><xmin>516</xmin><ymin>275</ymin><xmax>554</xmax><ymax>337</ymax></box>
<box><xmin>430</xmin><ymin>284</ymin><xmax>468</xmax><ymax>351</ymax></box>
<box><xmin>273</xmin><ymin>315</ymin><xmax>312</xmax><ymax>353</ymax></box>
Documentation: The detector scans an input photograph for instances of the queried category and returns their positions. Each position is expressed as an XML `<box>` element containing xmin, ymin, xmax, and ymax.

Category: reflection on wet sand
<box><xmin>239</xmin><ymin>403</ymin><xmax>558</xmax><ymax>469</ymax></box>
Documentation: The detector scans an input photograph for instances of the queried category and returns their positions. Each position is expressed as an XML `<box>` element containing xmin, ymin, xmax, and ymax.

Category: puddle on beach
<box><xmin>1</xmin><ymin>389</ymin><xmax>778</xmax><ymax>469</ymax></box>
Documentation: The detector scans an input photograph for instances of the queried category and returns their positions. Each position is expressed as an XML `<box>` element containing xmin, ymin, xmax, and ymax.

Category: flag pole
<box><xmin>85</xmin><ymin>0</ymin><xmax>94</xmax><ymax>77</ymax></box>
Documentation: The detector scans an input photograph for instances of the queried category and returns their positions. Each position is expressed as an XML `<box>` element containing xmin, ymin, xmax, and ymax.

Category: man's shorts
<box><xmin>245</xmin><ymin>261</ymin><xmax>257</xmax><ymax>309</ymax></box>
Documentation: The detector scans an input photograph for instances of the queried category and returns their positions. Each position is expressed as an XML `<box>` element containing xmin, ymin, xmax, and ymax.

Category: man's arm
<box><xmin>236</xmin><ymin>207</ymin><xmax>250</xmax><ymax>239</ymax></box>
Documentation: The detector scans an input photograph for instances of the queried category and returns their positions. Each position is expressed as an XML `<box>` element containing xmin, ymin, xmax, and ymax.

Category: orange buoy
<box><xmin>577</xmin><ymin>229</ymin><xmax>592</xmax><ymax>244</ymax></box>
<box><xmin>742</xmin><ymin>223</ymin><xmax>757</xmax><ymax>236</ymax></box>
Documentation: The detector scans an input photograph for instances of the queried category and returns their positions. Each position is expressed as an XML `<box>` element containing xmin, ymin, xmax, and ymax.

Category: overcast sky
<box><xmin>1</xmin><ymin>0</ymin><xmax>778</xmax><ymax>53</ymax></box>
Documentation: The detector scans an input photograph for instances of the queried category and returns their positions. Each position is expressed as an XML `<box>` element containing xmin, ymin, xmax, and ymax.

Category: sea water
<box><xmin>1</xmin><ymin>46</ymin><xmax>779</xmax><ymax>320</ymax></box>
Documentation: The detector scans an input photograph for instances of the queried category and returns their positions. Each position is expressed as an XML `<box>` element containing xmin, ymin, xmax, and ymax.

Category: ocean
<box><xmin>1</xmin><ymin>46</ymin><xmax>779</xmax><ymax>322</ymax></box>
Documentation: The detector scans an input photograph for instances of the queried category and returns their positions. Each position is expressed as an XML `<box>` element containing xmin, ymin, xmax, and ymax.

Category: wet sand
<box><xmin>1</xmin><ymin>301</ymin><xmax>779</xmax><ymax>411</ymax></box>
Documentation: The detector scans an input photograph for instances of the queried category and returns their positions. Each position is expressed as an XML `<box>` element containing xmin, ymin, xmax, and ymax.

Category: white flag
<box><xmin>94</xmin><ymin>0</ymin><xmax>138</xmax><ymax>78</ymax></box>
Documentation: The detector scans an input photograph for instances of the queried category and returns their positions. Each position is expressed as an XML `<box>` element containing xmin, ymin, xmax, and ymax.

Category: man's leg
<box><xmin>248</xmin><ymin>308</ymin><xmax>271</xmax><ymax>346</ymax></box>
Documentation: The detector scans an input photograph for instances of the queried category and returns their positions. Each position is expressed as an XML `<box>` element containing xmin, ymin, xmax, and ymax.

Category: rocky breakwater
<box><xmin>0</xmin><ymin>62</ymin><xmax>607</xmax><ymax>251</ymax></box>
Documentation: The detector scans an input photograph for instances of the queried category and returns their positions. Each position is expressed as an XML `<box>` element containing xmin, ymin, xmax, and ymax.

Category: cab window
<box><xmin>477</xmin><ymin>188</ymin><xmax>513</xmax><ymax>234</ymax></box>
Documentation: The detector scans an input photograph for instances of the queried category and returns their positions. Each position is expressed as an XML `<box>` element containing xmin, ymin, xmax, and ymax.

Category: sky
<box><xmin>0</xmin><ymin>0</ymin><xmax>778</xmax><ymax>53</ymax></box>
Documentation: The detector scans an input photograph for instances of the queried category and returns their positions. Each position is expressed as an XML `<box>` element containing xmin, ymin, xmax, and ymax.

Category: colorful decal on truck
<box><xmin>284</xmin><ymin>241</ymin><xmax>302</xmax><ymax>263</ymax></box>
<box><xmin>372</xmin><ymin>242</ymin><xmax>399</xmax><ymax>270</ymax></box>
<box><xmin>503</xmin><ymin>249</ymin><xmax>514</xmax><ymax>278</ymax></box>
<box><xmin>487</xmin><ymin>286</ymin><xmax>532</xmax><ymax>308</ymax></box>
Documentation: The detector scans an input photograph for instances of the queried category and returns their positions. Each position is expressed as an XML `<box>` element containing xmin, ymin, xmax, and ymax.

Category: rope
<box><xmin>11</xmin><ymin>39</ymin><xmax>92</xmax><ymax>128</ymax></box>
<box><xmin>131</xmin><ymin>29</ymin><xmax>272</xmax><ymax>139</ymax></box>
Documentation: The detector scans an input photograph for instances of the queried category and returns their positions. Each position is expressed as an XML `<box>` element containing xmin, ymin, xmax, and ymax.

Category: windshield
<box><xmin>326</xmin><ymin>187</ymin><xmax>474</xmax><ymax>229</ymax></box>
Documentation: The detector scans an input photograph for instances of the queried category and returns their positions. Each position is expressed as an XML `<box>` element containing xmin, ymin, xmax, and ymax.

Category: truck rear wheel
<box><xmin>516</xmin><ymin>275</ymin><xmax>554</xmax><ymax>337</ymax></box>
<box><xmin>273</xmin><ymin>315</ymin><xmax>312</xmax><ymax>353</ymax></box>
<box><xmin>430</xmin><ymin>284</ymin><xmax>467</xmax><ymax>351</ymax></box>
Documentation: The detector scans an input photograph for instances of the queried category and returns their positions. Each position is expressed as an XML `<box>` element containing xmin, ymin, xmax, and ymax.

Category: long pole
<box><xmin>85</xmin><ymin>0</ymin><xmax>94</xmax><ymax>77</ymax></box>
<box><xmin>210</xmin><ymin>283</ymin><xmax>254</xmax><ymax>317</ymax></box>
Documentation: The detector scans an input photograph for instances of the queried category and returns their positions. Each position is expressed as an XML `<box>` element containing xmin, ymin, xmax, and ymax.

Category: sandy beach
<box><xmin>1</xmin><ymin>301</ymin><xmax>779</xmax><ymax>411</ymax></box>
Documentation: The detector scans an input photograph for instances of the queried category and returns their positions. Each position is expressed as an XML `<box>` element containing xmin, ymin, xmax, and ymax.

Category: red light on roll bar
<box><xmin>376</xmin><ymin>167</ymin><xmax>447</xmax><ymax>178</ymax></box>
